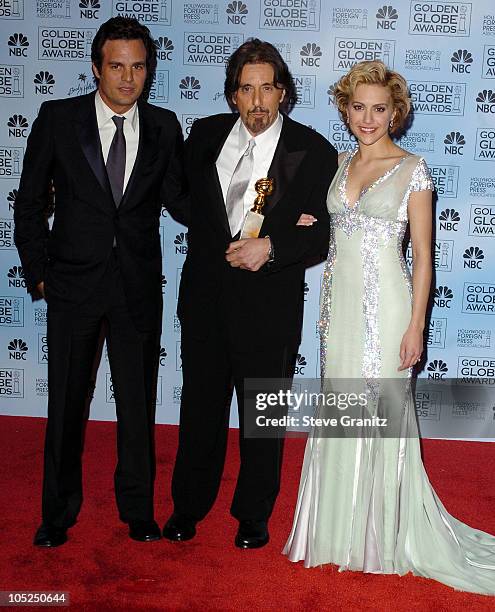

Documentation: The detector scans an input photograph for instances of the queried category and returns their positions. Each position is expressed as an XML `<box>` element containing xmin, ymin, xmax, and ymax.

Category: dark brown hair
<box><xmin>91</xmin><ymin>17</ymin><xmax>157</xmax><ymax>96</ymax></box>
<box><xmin>224</xmin><ymin>38</ymin><xmax>297</xmax><ymax>113</ymax></box>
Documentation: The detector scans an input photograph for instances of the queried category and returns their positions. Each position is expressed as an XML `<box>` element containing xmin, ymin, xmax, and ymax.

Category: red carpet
<box><xmin>0</xmin><ymin>415</ymin><xmax>494</xmax><ymax>611</ymax></box>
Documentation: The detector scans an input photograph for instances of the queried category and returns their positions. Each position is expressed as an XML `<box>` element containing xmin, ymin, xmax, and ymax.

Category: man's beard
<box><xmin>246</xmin><ymin>107</ymin><xmax>270</xmax><ymax>134</ymax></box>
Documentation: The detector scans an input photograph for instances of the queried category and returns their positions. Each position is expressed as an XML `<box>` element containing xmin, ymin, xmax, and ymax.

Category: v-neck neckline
<box><xmin>341</xmin><ymin>148</ymin><xmax>410</xmax><ymax>211</ymax></box>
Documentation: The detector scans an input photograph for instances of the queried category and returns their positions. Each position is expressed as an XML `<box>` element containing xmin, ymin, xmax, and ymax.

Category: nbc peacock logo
<box><xmin>8</xmin><ymin>338</ymin><xmax>28</xmax><ymax>360</ymax></box>
<box><xmin>179</xmin><ymin>76</ymin><xmax>201</xmax><ymax>100</ymax></box>
<box><xmin>463</xmin><ymin>246</ymin><xmax>484</xmax><ymax>270</ymax></box>
<box><xmin>438</xmin><ymin>208</ymin><xmax>460</xmax><ymax>231</ymax></box>
<box><xmin>155</xmin><ymin>36</ymin><xmax>173</xmax><ymax>61</ymax></box>
<box><xmin>226</xmin><ymin>1</ymin><xmax>248</xmax><ymax>25</ymax></box>
<box><xmin>451</xmin><ymin>49</ymin><xmax>473</xmax><ymax>74</ymax></box>
<box><xmin>427</xmin><ymin>359</ymin><xmax>448</xmax><ymax>380</ymax></box>
<box><xmin>7</xmin><ymin>33</ymin><xmax>29</xmax><ymax>57</ymax></box>
<box><xmin>300</xmin><ymin>43</ymin><xmax>322</xmax><ymax>67</ymax></box>
<box><xmin>433</xmin><ymin>286</ymin><xmax>453</xmax><ymax>308</ymax></box>
<box><xmin>476</xmin><ymin>89</ymin><xmax>495</xmax><ymax>113</ymax></box>
<box><xmin>376</xmin><ymin>5</ymin><xmax>398</xmax><ymax>30</ymax></box>
<box><xmin>79</xmin><ymin>0</ymin><xmax>100</xmax><ymax>19</ymax></box>
<box><xmin>34</xmin><ymin>71</ymin><xmax>55</xmax><ymax>95</ymax></box>
<box><xmin>443</xmin><ymin>131</ymin><xmax>465</xmax><ymax>155</ymax></box>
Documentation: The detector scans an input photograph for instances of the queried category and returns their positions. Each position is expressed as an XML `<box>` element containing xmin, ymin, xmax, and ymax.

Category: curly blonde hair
<box><xmin>333</xmin><ymin>60</ymin><xmax>411</xmax><ymax>133</ymax></box>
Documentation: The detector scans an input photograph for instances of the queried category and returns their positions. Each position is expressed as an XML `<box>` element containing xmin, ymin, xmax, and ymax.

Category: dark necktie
<box><xmin>106</xmin><ymin>115</ymin><xmax>126</xmax><ymax>206</ymax></box>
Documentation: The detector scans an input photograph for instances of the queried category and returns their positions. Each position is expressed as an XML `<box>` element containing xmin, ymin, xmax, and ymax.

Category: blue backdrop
<box><xmin>0</xmin><ymin>0</ymin><xmax>494</xmax><ymax>439</ymax></box>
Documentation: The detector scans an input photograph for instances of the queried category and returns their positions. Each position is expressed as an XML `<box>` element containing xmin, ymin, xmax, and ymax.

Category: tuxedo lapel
<box><xmin>263</xmin><ymin>116</ymin><xmax>307</xmax><ymax>216</ymax></box>
<box><xmin>74</xmin><ymin>93</ymin><xmax>114</xmax><ymax>210</ymax></box>
<box><xmin>119</xmin><ymin>100</ymin><xmax>159</xmax><ymax>210</ymax></box>
<box><xmin>203</xmin><ymin>115</ymin><xmax>237</xmax><ymax>237</ymax></box>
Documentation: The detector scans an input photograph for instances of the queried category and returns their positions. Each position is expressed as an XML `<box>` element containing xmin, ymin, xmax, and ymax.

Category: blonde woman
<box><xmin>284</xmin><ymin>61</ymin><xmax>495</xmax><ymax>594</ymax></box>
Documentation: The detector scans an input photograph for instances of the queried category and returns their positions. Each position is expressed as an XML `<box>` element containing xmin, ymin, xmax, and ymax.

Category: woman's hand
<box><xmin>398</xmin><ymin>324</ymin><xmax>423</xmax><ymax>371</ymax></box>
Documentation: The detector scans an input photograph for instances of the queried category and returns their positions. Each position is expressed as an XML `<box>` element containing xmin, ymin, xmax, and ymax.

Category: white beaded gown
<box><xmin>283</xmin><ymin>150</ymin><xmax>495</xmax><ymax>595</ymax></box>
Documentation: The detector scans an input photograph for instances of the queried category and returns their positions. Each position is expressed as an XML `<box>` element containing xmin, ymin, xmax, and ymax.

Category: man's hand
<box><xmin>296</xmin><ymin>213</ymin><xmax>317</xmax><ymax>226</ymax></box>
<box><xmin>225</xmin><ymin>237</ymin><xmax>271</xmax><ymax>272</ymax></box>
<box><xmin>37</xmin><ymin>281</ymin><xmax>45</xmax><ymax>299</ymax></box>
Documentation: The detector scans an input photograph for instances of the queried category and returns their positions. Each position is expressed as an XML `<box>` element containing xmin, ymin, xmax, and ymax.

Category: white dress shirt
<box><xmin>216</xmin><ymin>113</ymin><xmax>283</xmax><ymax>232</ymax></box>
<box><xmin>95</xmin><ymin>90</ymin><xmax>139</xmax><ymax>191</ymax></box>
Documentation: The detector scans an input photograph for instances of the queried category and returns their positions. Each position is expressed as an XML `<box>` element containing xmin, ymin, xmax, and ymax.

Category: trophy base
<box><xmin>240</xmin><ymin>211</ymin><xmax>264</xmax><ymax>239</ymax></box>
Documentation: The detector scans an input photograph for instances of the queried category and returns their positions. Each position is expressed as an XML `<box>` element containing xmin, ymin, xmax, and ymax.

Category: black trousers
<box><xmin>172</xmin><ymin>312</ymin><xmax>299</xmax><ymax>523</ymax></box>
<box><xmin>42</xmin><ymin>253</ymin><xmax>161</xmax><ymax>528</ymax></box>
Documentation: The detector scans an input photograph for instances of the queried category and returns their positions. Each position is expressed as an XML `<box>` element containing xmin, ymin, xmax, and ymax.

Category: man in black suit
<box><xmin>14</xmin><ymin>17</ymin><xmax>186</xmax><ymax>547</ymax></box>
<box><xmin>163</xmin><ymin>39</ymin><xmax>337</xmax><ymax>548</ymax></box>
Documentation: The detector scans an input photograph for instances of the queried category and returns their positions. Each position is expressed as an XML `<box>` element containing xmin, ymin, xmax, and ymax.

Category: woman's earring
<box><xmin>389</xmin><ymin>119</ymin><xmax>394</xmax><ymax>129</ymax></box>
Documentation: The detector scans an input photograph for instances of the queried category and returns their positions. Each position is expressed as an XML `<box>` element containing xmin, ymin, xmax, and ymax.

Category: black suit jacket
<box><xmin>177</xmin><ymin>113</ymin><xmax>338</xmax><ymax>347</ymax></box>
<box><xmin>14</xmin><ymin>91</ymin><xmax>186</xmax><ymax>331</ymax></box>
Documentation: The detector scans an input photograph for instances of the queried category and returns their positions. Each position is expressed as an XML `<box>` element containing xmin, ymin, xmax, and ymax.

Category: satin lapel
<box><xmin>119</xmin><ymin>101</ymin><xmax>159</xmax><ymax>210</ymax></box>
<box><xmin>204</xmin><ymin>116</ymin><xmax>237</xmax><ymax>237</ymax></box>
<box><xmin>75</xmin><ymin>93</ymin><xmax>113</xmax><ymax>208</ymax></box>
<box><xmin>262</xmin><ymin>119</ymin><xmax>306</xmax><ymax>216</ymax></box>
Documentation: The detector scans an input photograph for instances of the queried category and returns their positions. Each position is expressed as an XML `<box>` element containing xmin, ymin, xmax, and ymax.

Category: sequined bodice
<box><xmin>318</xmin><ymin>149</ymin><xmax>434</xmax><ymax>379</ymax></box>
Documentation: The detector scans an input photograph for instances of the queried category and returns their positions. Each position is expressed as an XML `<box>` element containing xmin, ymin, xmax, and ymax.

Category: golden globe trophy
<box><xmin>240</xmin><ymin>178</ymin><xmax>275</xmax><ymax>239</ymax></box>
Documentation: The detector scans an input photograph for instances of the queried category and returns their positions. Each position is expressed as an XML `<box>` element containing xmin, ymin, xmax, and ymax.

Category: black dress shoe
<box><xmin>235</xmin><ymin>520</ymin><xmax>269</xmax><ymax>549</ymax></box>
<box><xmin>128</xmin><ymin>520</ymin><xmax>161</xmax><ymax>542</ymax></box>
<box><xmin>33</xmin><ymin>524</ymin><xmax>67</xmax><ymax>548</ymax></box>
<box><xmin>162</xmin><ymin>513</ymin><xmax>197</xmax><ymax>541</ymax></box>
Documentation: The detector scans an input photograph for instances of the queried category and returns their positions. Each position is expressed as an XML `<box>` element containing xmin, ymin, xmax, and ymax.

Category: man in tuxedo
<box><xmin>14</xmin><ymin>17</ymin><xmax>186</xmax><ymax>547</ymax></box>
<box><xmin>163</xmin><ymin>39</ymin><xmax>337</xmax><ymax>548</ymax></box>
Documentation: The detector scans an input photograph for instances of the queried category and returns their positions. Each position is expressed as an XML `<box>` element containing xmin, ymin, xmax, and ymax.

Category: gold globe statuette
<box><xmin>240</xmin><ymin>177</ymin><xmax>275</xmax><ymax>239</ymax></box>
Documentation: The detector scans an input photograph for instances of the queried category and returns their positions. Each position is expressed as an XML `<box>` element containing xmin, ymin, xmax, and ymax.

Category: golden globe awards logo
<box><xmin>0</xmin><ymin>149</ymin><xmax>22</xmax><ymax>179</ymax></box>
<box><xmin>327</xmin><ymin>120</ymin><xmax>356</xmax><ymax>151</ymax></box>
<box><xmin>0</xmin><ymin>0</ymin><xmax>24</xmax><ymax>18</ymax></box>
<box><xmin>462</xmin><ymin>283</ymin><xmax>495</xmax><ymax>314</ymax></box>
<box><xmin>113</xmin><ymin>0</ymin><xmax>172</xmax><ymax>24</ymax></box>
<box><xmin>0</xmin><ymin>368</ymin><xmax>23</xmax><ymax>397</ymax></box>
<box><xmin>409</xmin><ymin>82</ymin><xmax>465</xmax><ymax>115</ymax></box>
<box><xmin>38</xmin><ymin>334</ymin><xmax>47</xmax><ymax>364</ymax></box>
<box><xmin>0</xmin><ymin>65</ymin><xmax>23</xmax><ymax>97</ymax></box>
<box><xmin>408</xmin><ymin>1</ymin><xmax>472</xmax><ymax>36</ymax></box>
<box><xmin>148</xmin><ymin>71</ymin><xmax>169</xmax><ymax>103</ymax></box>
<box><xmin>457</xmin><ymin>357</ymin><xmax>495</xmax><ymax>380</ymax></box>
<box><xmin>429</xmin><ymin>165</ymin><xmax>459</xmax><ymax>197</ymax></box>
<box><xmin>183</xmin><ymin>33</ymin><xmax>244</xmax><ymax>65</ymax></box>
<box><xmin>260</xmin><ymin>0</ymin><xmax>321</xmax><ymax>31</ymax></box>
<box><xmin>415</xmin><ymin>389</ymin><xmax>441</xmax><ymax>421</ymax></box>
<box><xmin>0</xmin><ymin>296</ymin><xmax>23</xmax><ymax>326</ymax></box>
<box><xmin>433</xmin><ymin>240</ymin><xmax>454</xmax><ymax>271</ymax></box>
<box><xmin>38</xmin><ymin>27</ymin><xmax>95</xmax><ymax>61</ymax></box>
<box><xmin>427</xmin><ymin>318</ymin><xmax>447</xmax><ymax>348</ymax></box>
<box><xmin>293</xmin><ymin>75</ymin><xmax>316</xmax><ymax>108</ymax></box>
<box><xmin>482</xmin><ymin>45</ymin><xmax>495</xmax><ymax>78</ymax></box>
<box><xmin>469</xmin><ymin>204</ymin><xmax>495</xmax><ymax>237</ymax></box>
<box><xmin>181</xmin><ymin>114</ymin><xmax>205</xmax><ymax>136</ymax></box>
<box><xmin>474</xmin><ymin>128</ymin><xmax>495</xmax><ymax>160</ymax></box>
<box><xmin>333</xmin><ymin>38</ymin><xmax>395</xmax><ymax>71</ymax></box>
